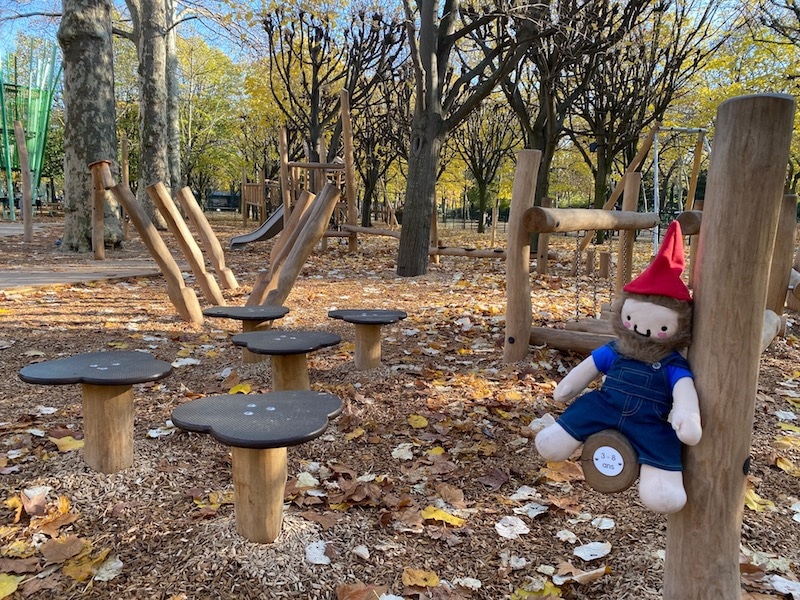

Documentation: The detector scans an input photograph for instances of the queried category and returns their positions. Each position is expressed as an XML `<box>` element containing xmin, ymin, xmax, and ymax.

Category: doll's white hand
<box><xmin>553</xmin><ymin>357</ymin><xmax>600</xmax><ymax>403</ymax></box>
<box><xmin>671</xmin><ymin>377</ymin><xmax>702</xmax><ymax>445</ymax></box>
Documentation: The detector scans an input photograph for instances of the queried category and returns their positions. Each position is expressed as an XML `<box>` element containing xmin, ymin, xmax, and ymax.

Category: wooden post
<box><xmin>684</xmin><ymin>132</ymin><xmax>705</xmax><ymax>211</ymax></box>
<box><xmin>147</xmin><ymin>182</ymin><xmax>225</xmax><ymax>305</ymax></box>
<box><xmin>354</xmin><ymin>324</ymin><xmax>382</xmax><ymax>370</ymax></box>
<box><xmin>664</xmin><ymin>94</ymin><xmax>795</xmax><ymax>599</ymax></box>
<box><xmin>272</xmin><ymin>355</ymin><xmax>310</xmax><ymax>390</ymax></box>
<box><xmin>82</xmin><ymin>383</ymin><xmax>134</xmax><ymax>473</ymax></box>
<box><xmin>503</xmin><ymin>150</ymin><xmax>542</xmax><ymax>363</ymax></box>
<box><xmin>536</xmin><ymin>197</ymin><xmax>552</xmax><ymax>275</ymax></box>
<box><xmin>253</xmin><ymin>184</ymin><xmax>340</xmax><ymax>307</ymax></box>
<box><xmin>231</xmin><ymin>447</ymin><xmax>287</xmax><ymax>543</ymax></box>
<box><xmin>13</xmin><ymin>122</ymin><xmax>33</xmax><ymax>243</ymax></box>
<box><xmin>615</xmin><ymin>171</ymin><xmax>641</xmax><ymax>292</ymax></box>
<box><xmin>175</xmin><ymin>187</ymin><xmax>239</xmax><ymax>290</ymax></box>
<box><xmin>765</xmin><ymin>194</ymin><xmax>798</xmax><ymax>316</ymax></box>
<box><xmin>248</xmin><ymin>190</ymin><xmax>314</xmax><ymax>306</ymax></box>
<box><xmin>585</xmin><ymin>248</ymin><xmax>595</xmax><ymax>276</ymax></box>
<box><xmin>599</xmin><ymin>251</ymin><xmax>610</xmax><ymax>279</ymax></box>
<box><xmin>279</xmin><ymin>127</ymin><xmax>292</xmax><ymax>218</ymax></box>
<box><xmin>121</xmin><ymin>135</ymin><xmax>130</xmax><ymax>238</ymax></box>
<box><xmin>107</xmin><ymin>176</ymin><xmax>204</xmax><ymax>325</ymax></box>
<box><xmin>340</xmin><ymin>90</ymin><xmax>358</xmax><ymax>252</ymax></box>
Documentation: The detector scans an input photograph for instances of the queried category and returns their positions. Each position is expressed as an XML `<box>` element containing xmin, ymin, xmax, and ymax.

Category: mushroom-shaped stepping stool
<box><xmin>232</xmin><ymin>330</ymin><xmax>340</xmax><ymax>390</ymax></box>
<box><xmin>19</xmin><ymin>351</ymin><xmax>173</xmax><ymax>473</ymax></box>
<box><xmin>171</xmin><ymin>390</ymin><xmax>342</xmax><ymax>543</ymax></box>
<box><xmin>203</xmin><ymin>305</ymin><xmax>289</xmax><ymax>364</ymax></box>
<box><xmin>328</xmin><ymin>309</ymin><xmax>407</xmax><ymax>370</ymax></box>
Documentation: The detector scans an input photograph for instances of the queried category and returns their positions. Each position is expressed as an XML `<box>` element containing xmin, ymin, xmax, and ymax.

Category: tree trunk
<box><xmin>137</xmin><ymin>0</ymin><xmax>169</xmax><ymax>226</ymax></box>
<box><xmin>397</xmin><ymin>115</ymin><xmax>443</xmax><ymax>276</ymax></box>
<box><xmin>165</xmin><ymin>0</ymin><xmax>181</xmax><ymax>191</ymax></box>
<box><xmin>58</xmin><ymin>0</ymin><xmax>123</xmax><ymax>252</ymax></box>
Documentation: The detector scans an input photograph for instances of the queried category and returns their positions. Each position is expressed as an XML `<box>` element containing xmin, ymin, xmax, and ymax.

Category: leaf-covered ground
<box><xmin>1</xmin><ymin>215</ymin><xmax>799</xmax><ymax>599</ymax></box>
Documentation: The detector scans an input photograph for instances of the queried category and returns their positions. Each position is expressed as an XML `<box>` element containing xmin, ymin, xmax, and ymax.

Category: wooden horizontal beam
<box><xmin>287</xmin><ymin>161</ymin><xmax>345</xmax><ymax>170</ymax></box>
<box><xmin>529</xmin><ymin>327</ymin><xmax>614</xmax><ymax>355</ymax></box>
<box><xmin>523</xmin><ymin>207</ymin><xmax>658</xmax><ymax>233</ymax></box>
<box><xmin>677</xmin><ymin>210</ymin><xmax>703</xmax><ymax>236</ymax></box>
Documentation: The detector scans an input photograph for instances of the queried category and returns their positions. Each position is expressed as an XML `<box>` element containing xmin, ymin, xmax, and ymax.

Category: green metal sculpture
<box><xmin>0</xmin><ymin>43</ymin><xmax>61</xmax><ymax>221</ymax></box>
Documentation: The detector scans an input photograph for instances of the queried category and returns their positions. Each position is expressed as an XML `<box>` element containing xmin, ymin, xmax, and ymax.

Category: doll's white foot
<box><xmin>535</xmin><ymin>424</ymin><xmax>582</xmax><ymax>461</ymax></box>
<box><xmin>638</xmin><ymin>465</ymin><xmax>687</xmax><ymax>513</ymax></box>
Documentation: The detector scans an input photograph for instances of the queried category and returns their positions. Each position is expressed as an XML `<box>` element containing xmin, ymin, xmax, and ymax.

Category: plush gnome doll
<box><xmin>535</xmin><ymin>221</ymin><xmax>702</xmax><ymax>513</ymax></box>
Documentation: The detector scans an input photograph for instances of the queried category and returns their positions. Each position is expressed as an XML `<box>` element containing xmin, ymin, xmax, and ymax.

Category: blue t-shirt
<box><xmin>591</xmin><ymin>343</ymin><xmax>693</xmax><ymax>388</ymax></box>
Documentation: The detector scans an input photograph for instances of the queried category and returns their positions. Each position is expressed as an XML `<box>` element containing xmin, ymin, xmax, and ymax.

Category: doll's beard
<box><xmin>612</xmin><ymin>324</ymin><xmax>681</xmax><ymax>364</ymax></box>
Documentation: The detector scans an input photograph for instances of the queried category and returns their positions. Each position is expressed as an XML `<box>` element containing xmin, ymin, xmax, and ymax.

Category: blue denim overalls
<box><xmin>557</xmin><ymin>342</ymin><xmax>692</xmax><ymax>471</ymax></box>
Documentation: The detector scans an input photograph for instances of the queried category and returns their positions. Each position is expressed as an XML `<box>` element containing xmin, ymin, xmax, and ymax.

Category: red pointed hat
<box><xmin>623</xmin><ymin>221</ymin><xmax>692</xmax><ymax>302</ymax></box>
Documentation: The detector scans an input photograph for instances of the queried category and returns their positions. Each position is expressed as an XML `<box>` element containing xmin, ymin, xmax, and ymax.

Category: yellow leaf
<box><xmin>328</xmin><ymin>503</ymin><xmax>350</xmax><ymax>511</ymax></box>
<box><xmin>49</xmin><ymin>436</ymin><xmax>84</xmax><ymax>452</ymax></box>
<box><xmin>0</xmin><ymin>574</ymin><xmax>22</xmax><ymax>599</ymax></box>
<box><xmin>408</xmin><ymin>414</ymin><xmax>428</xmax><ymax>429</ymax></box>
<box><xmin>776</xmin><ymin>457</ymin><xmax>800</xmax><ymax>476</ymax></box>
<box><xmin>4</xmin><ymin>496</ymin><xmax>23</xmax><ymax>523</ymax></box>
<box><xmin>420</xmin><ymin>505</ymin><xmax>466</xmax><ymax>527</ymax></box>
<box><xmin>511</xmin><ymin>580</ymin><xmax>562</xmax><ymax>598</ymax></box>
<box><xmin>774</xmin><ymin>435</ymin><xmax>800</xmax><ymax>450</ymax></box>
<box><xmin>62</xmin><ymin>547</ymin><xmax>110</xmax><ymax>582</ymax></box>
<box><xmin>1</xmin><ymin>539</ymin><xmax>35</xmax><ymax>558</ymax></box>
<box><xmin>228</xmin><ymin>383</ymin><xmax>251</xmax><ymax>395</ymax></box>
<box><xmin>504</xmin><ymin>390</ymin><xmax>524</xmax><ymax>402</ymax></box>
<box><xmin>744</xmin><ymin>488</ymin><xmax>775</xmax><ymax>512</ymax></box>
<box><xmin>426</xmin><ymin>446</ymin><xmax>445</xmax><ymax>455</ymax></box>
<box><xmin>208</xmin><ymin>490</ymin><xmax>234</xmax><ymax>506</ymax></box>
<box><xmin>495</xmin><ymin>408</ymin><xmax>512</xmax><ymax>419</ymax></box>
<box><xmin>106</xmin><ymin>341</ymin><xmax>128</xmax><ymax>349</ymax></box>
<box><xmin>778</xmin><ymin>423</ymin><xmax>800</xmax><ymax>433</ymax></box>
<box><xmin>177</xmin><ymin>347</ymin><xmax>193</xmax><ymax>357</ymax></box>
<box><xmin>345</xmin><ymin>427</ymin><xmax>365</xmax><ymax>441</ymax></box>
<box><xmin>402</xmin><ymin>567</ymin><xmax>440</xmax><ymax>587</ymax></box>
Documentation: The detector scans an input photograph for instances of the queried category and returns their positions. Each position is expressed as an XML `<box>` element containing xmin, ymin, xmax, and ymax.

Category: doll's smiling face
<box><xmin>621</xmin><ymin>297</ymin><xmax>679</xmax><ymax>340</ymax></box>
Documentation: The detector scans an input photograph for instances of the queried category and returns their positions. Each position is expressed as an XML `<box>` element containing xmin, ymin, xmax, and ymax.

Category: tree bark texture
<box><xmin>397</xmin><ymin>115</ymin><xmax>443</xmax><ymax>276</ymax></box>
<box><xmin>58</xmin><ymin>0</ymin><xmax>122</xmax><ymax>252</ymax></box>
<box><xmin>137</xmin><ymin>0</ymin><xmax>169</xmax><ymax>226</ymax></box>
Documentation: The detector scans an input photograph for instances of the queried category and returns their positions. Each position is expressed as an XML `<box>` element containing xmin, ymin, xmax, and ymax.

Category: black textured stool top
<box><xmin>19</xmin><ymin>350</ymin><xmax>173</xmax><ymax>386</ymax></box>
<box><xmin>328</xmin><ymin>309</ymin><xmax>407</xmax><ymax>325</ymax></box>
<box><xmin>203</xmin><ymin>305</ymin><xmax>289</xmax><ymax>322</ymax></box>
<box><xmin>232</xmin><ymin>330</ymin><xmax>341</xmax><ymax>356</ymax></box>
<box><xmin>171</xmin><ymin>391</ymin><xmax>342</xmax><ymax>449</ymax></box>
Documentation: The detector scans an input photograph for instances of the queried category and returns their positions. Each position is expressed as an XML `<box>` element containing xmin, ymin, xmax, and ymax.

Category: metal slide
<box><xmin>229</xmin><ymin>205</ymin><xmax>285</xmax><ymax>249</ymax></box>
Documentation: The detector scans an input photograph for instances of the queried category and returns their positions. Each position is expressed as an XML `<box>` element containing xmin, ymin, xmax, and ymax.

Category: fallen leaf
<box><xmin>573</xmin><ymin>541</ymin><xmax>612</xmax><ymax>561</ymax></box>
<box><xmin>335</xmin><ymin>583</ymin><xmax>389</xmax><ymax>599</ymax></box>
<box><xmin>48</xmin><ymin>436</ymin><xmax>84</xmax><ymax>452</ymax></box>
<box><xmin>0</xmin><ymin>574</ymin><xmax>22</xmax><ymax>599</ymax></box>
<box><xmin>93</xmin><ymin>555</ymin><xmax>123</xmax><ymax>581</ymax></box>
<box><xmin>477</xmin><ymin>467</ymin><xmax>509</xmax><ymax>491</ymax></box>
<box><xmin>402</xmin><ymin>567</ymin><xmax>440</xmax><ymax>587</ymax></box>
<box><xmin>229</xmin><ymin>383</ymin><xmax>251</xmax><ymax>394</ymax></box>
<box><xmin>744</xmin><ymin>487</ymin><xmax>776</xmax><ymax>512</ymax></box>
<box><xmin>305</xmin><ymin>540</ymin><xmax>331</xmax><ymax>565</ymax></box>
<box><xmin>41</xmin><ymin>535</ymin><xmax>87</xmax><ymax>565</ymax></box>
<box><xmin>421</xmin><ymin>506</ymin><xmax>466</xmax><ymax>527</ymax></box>
<box><xmin>0</xmin><ymin>557</ymin><xmax>39</xmax><ymax>573</ymax></box>
<box><xmin>495</xmin><ymin>516</ymin><xmax>530</xmax><ymax>539</ymax></box>
<box><xmin>408</xmin><ymin>414</ymin><xmax>429</xmax><ymax>428</ymax></box>
<box><xmin>541</xmin><ymin>461</ymin><xmax>584</xmax><ymax>483</ymax></box>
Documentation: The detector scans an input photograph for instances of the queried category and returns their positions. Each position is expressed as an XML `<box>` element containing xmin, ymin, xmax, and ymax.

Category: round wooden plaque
<box><xmin>580</xmin><ymin>429</ymin><xmax>640</xmax><ymax>493</ymax></box>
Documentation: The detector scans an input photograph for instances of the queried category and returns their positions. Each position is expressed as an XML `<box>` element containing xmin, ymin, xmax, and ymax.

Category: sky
<box><xmin>0</xmin><ymin>1</ymin><xmax>61</xmax><ymax>54</ymax></box>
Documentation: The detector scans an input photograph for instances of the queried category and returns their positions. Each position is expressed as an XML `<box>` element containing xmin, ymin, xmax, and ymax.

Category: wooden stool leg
<box><xmin>81</xmin><ymin>383</ymin><xmax>134</xmax><ymax>474</ymax></box>
<box><xmin>354</xmin><ymin>324</ymin><xmax>382</xmax><ymax>370</ymax></box>
<box><xmin>241</xmin><ymin>321</ymin><xmax>271</xmax><ymax>363</ymax></box>
<box><xmin>231</xmin><ymin>446</ymin><xmax>287</xmax><ymax>543</ymax></box>
<box><xmin>271</xmin><ymin>354</ymin><xmax>309</xmax><ymax>390</ymax></box>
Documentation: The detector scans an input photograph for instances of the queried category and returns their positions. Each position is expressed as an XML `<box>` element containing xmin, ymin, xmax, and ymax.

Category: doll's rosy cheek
<box><xmin>657</xmin><ymin>331</ymin><xmax>669</xmax><ymax>338</ymax></box>
<box><xmin>623</xmin><ymin>321</ymin><xmax>632</xmax><ymax>329</ymax></box>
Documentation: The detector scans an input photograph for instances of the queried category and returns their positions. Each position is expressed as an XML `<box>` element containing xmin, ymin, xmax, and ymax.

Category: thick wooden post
<box><xmin>108</xmin><ymin>179</ymin><xmax>204</xmax><ymax>325</ymax></box>
<box><xmin>536</xmin><ymin>198</ymin><xmax>552</xmax><ymax>275</ymax></box>
<box><xmin>765</xmin><ymin>194</ymin><xmax>798</xmax><ymax>316</ymax></box>
<box><xmin>147</xmin><ymin>182</ymin><xmax>225</xmax><ymax>305</ymax></box>
<box><xmin>175</xmin><ymin>187</ymin><xmax>239</xmax><ymax>290</ymax></box>
<box><xmin>354</xmin><ymin>324</ymin><xmax>382</xmax><ymax>370</ymax></box>
<box><xmin>231</xmin><ymin>447</ymin><xmax>287</xmax><ymax>543</ymax></box>
<box><xmin>503</xmin><ymin>150</ymin><xmax>542</xmax><ymax>363</ymax></box>
<box><xmin>13</xmin><ymin>122</ymin><xmax>33</xmax><ymax>243</ymax></box>
<box><xmin>664</xmin><ymin>94</ymin><xmax>795</xmax><ymax>599</ymax></box>
<box><xmin>615</xmin><ymin>172</ymin><xmax>641</xmax><ymax>292</ymax></box>
<box><xmin>82</xmin><ymin>383</ymin><xmax>134</xmax><ymax>473</ymax></box>
<box><xmin>272</xmin><ymin>355</ymin><xmax>310</xmax><ymax>390</ymax></box>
